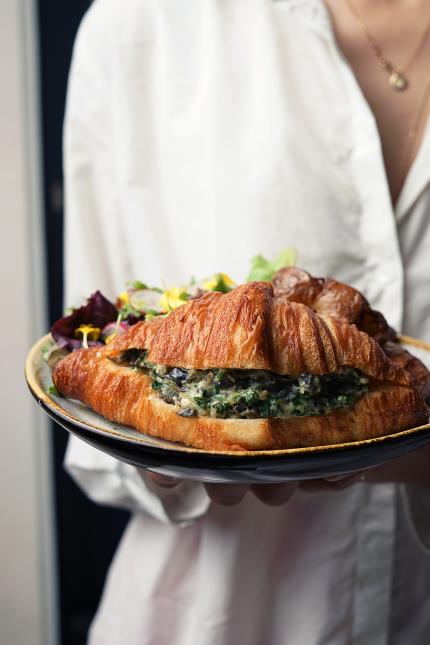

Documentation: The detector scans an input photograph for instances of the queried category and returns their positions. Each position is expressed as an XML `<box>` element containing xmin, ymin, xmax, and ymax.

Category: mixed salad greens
<box><xmin>49</xmin><ymin>249</ymin><xmax>296</xmax><ymax>353</ymax></box>
<box><xmin>46</xmin><ymin>248</ymin><xmax>373</xmax><ymax>418</ymax></box>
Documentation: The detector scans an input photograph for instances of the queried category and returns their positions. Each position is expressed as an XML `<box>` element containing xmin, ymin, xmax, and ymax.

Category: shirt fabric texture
<box><xmin>63</xmin><ymin>1</ymin><xmax>430</xmax><ymax>643</ymax></box>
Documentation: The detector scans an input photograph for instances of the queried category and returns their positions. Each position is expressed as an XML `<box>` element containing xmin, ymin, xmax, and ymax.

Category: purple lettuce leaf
<box><xmin>51</xmin><ymin>291</ymin><xmax>118</xmax><ymax>351</ymax></box>
<box><xmin>123</xmin><ymin>313</ymin><xmax>145</xmax><ymax>326</ymax></box>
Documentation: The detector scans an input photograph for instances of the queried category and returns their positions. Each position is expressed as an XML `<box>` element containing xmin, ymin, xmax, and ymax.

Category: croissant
<box><xmin>52</xmin><ymin>282</ymin><xmax>428</xmax><ymax>451</ymax></box>
<box><xmin>272</xmin><ymin>266</ymin><xmax>396</xmax><ymax>343</ymax></box>
<box><xmin>273</xmin><ymin>267</ymin><xmax>430</xmax><ymax>401</ymax></box>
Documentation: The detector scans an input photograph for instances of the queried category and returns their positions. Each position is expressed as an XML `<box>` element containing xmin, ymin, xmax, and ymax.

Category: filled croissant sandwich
<box><xmin>52</xmin><ymin>280</ymin><xmax>429</xmax><ymax>451</ymax></box>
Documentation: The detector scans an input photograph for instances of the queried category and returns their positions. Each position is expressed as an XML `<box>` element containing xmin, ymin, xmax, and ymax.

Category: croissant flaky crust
<box><xmin>272</xmin><ymin>267</ymin><xmax>430</xmax><ymax>400</ymax></box>
<box><xmin>53</xmin><ymin>349</ymin><xmax>427</xmax><ymax>450</ymax></box>
<box><xmin>272</xmin><ymin>267</ymin><xmax>396</xmax><ymax>343</ymax></box>
<box><xmin>53</xmin><ymin>281</ymin><xmax>428</xmax><ymax>451</ymax></box>
<box><xmin>106</xmin><ymin>283</ymin><xmax>409</xmax><ymax>383</ymax></box>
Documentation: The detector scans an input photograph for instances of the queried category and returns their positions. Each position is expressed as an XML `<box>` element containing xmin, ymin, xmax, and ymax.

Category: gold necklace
<box><xmin>345</xmin><ymin>0</ymin><xmax>430</xmax><ymax>91</ymax></box>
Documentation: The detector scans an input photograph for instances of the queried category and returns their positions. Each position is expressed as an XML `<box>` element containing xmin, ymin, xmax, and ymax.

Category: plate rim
<box><xmin>26</xmin><ymin>333</ymin><xmax>430</xmax><ymax>458</ymax></box>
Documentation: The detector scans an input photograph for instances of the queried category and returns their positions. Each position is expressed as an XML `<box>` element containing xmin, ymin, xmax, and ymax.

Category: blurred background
<box><xmin>0</xmin><ymin>2</ymin><xmax>128</xmax><ymax>644</ymax></box>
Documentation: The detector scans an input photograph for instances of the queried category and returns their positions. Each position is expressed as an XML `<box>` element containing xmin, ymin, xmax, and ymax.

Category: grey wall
<box><xmin>0</xmin><ymin>1</ymin><xmax>57</xmax><ymax>643</ymax></box>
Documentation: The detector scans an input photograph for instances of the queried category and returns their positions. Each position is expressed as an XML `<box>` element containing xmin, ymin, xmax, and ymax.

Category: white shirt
<box><xmin>63</xmin><ymin>1</ymin><xmax>430</xmax><ymax>643</ymax></box>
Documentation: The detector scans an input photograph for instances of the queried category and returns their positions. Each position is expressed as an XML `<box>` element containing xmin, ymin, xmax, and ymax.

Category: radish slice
<box><xmin>130</xmin><ymin>289</ymin><xmax>164</xmax><ymax>313</ymax></box>
<box><xmin>101</xmin><ymin>321</ymin><xmax>129</xmax><ymax>341</ymax></box>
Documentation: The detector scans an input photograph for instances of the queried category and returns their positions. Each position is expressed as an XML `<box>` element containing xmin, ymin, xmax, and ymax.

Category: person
<box><xmin>63</xmin><ymin>0</ymin><xmax>430</xmax><ymax>643</ymax></box>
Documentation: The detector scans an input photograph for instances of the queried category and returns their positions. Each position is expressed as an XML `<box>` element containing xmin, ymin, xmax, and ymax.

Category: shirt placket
<box><xmin>277</xmin><ymin>0</ymin><xmax>405</xmax><ymax>330</ymax></box>
<box><xmin>329</xmin><ymin>48</ymin><xmax>405</xmax><ymax>333</ymax></box>
<box><xmin>278</xmin><ymin>4</ymin><xmax>403</xmax><ymax>645</ymax></box>
<box><xmin>330</xmin><ymin>51</ymin><xmax>399</xmax><ymax>645</ymax></box>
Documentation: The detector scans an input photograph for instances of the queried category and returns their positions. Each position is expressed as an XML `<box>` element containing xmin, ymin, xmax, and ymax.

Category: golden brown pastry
<box><xmin>272</xmin><ymin>266</ymin><xmax>396</xmax><ymax>343</ymax></box>
<box><xmin>384</xmin><ymin>342</ymin><xmax>430</xmax><ymax>403</ymax></box>
<box><xmin>52</xmin><ymin>282</ymin><xmax>428</xmax><ymax>451</ymax></box>
<box><xmin>272</xmin><ymin>267</ymin><xmax>430</xmax><ymax>402</ymax></box>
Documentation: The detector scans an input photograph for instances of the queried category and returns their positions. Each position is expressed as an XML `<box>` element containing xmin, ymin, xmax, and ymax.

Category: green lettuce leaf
<box><xmin>246</xmin><ymin>248</ymin><xmax>298</xmax><ymax>282</ymax></box>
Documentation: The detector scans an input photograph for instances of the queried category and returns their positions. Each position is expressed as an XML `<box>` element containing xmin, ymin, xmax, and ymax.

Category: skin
<box><xmin>146</xmin><ymin>471</ymin><xmax>299</xmax><ymax>506</ymax></box>
<box><xmin>147</xmin><ymin>442</ymin><xmax>430</xmax><ymax>507</ymax></box>
<box><xmin>148</xmin><ymin>0</ymin><xmax>430</xmax><ymax>505</ymax></box>
<box><xmin>324</xmin><ymin>0</ymin><xmax>430</xmax><ymax>205</ymax></box>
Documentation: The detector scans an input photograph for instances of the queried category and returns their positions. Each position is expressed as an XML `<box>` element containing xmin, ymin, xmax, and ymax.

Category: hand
<box><xmin>146</xmin><ymin>443</ymin><xmax>430</xmax><ymax>506</ymax></box>
<box><xmin>146</xmin><ymin>472</ymin><xmax>298</xmax><ymax>506</ymax></box>
<box><xmin>359</xmin><ymin>443</ymin><xmax>430</xmax><ymax>487</ymax></box>
<box><xmin>302</xmin><ymin>444</ymin><xmax>430</xmax><ymax>492</ymax></box>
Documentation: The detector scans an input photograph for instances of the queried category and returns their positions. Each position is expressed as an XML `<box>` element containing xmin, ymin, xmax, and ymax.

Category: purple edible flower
<box><xmin>51</xmin><ymin>291</ymin><xmax>118</xmax><ymax>351</ymax></box>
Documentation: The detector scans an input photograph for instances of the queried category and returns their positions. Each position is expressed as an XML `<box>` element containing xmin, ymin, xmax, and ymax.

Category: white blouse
<box><xmin>63</xmin><ymin>1</ymin><xmax>430</xmax><ymax>644</ymax></box>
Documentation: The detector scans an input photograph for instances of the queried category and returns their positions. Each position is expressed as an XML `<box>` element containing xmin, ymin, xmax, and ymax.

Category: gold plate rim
<box><xmin>25</xmin><ymin>334</ymin><xmax>430</xmax><ymax>458</ymax></box>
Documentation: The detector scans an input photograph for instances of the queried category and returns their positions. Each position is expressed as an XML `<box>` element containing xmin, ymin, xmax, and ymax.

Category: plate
<box><xmin>26</xmin><ymin>334</ymin><xmax>430</xmax><ymax>483</ymax></box>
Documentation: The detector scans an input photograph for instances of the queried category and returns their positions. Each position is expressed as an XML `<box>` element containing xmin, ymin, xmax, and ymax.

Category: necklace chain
<box><xmin>344</xmin><ymin>0</ymin><xmax>430</xmax><ymax>91</ymax></box>
<box><xmin>340</xmin><ymin>0</ymin><xmax>430</xmax><ymax>200</ymax></box>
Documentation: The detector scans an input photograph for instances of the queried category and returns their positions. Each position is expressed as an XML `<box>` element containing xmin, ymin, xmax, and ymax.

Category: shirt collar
<box><xmin>274</xmin><ymin>0</ymin><xmax>430</xmax><ymax>219</ymax></box>
<box><xmin>395</xmin><ymin>117</ymin><xmax>430</xmax><ymax>220</ymax></box>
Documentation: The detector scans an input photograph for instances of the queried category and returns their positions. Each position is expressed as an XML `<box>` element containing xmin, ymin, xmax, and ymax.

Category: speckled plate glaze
<box><xmin>26</xmin><ymin>334</ymin><xmax>430</xmax><ymax>483</ymax></box>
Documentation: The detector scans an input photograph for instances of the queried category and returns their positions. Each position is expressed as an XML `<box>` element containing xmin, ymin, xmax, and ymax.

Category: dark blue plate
<box><xmin>26</xmin><ymin>335</ymin><xmax>430</xmax><ymax>483</ymax></box>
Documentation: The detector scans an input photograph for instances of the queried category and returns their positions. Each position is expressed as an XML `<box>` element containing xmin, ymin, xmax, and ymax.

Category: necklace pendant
<box><xmin>389</xmin><ymin>71</ymin><xmax>408</xmax><ymax>91</ymax></box>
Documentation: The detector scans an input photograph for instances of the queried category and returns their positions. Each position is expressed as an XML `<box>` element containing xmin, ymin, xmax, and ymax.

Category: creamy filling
<box><xmin>112</xmin><ymin>349</ymin><xmax>369</xmax><ymax>419</ymax></box>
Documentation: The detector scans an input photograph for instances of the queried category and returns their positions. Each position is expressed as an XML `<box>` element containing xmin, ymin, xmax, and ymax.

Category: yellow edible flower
<box><xmin>202</xmin><ymin>273</ymin><xmax>235</xmax><ymax>291</ymax></box>
<box><xmin>118</xmin><ymin>291</ymin><xmax>129</xmax><ymax>306</ymax></box>
<box><xmin>74</xmin><ymin>324</ymin><xmax>101</xmax><ymax>349</ymax></box>
<box><xmin>159</xmin><ymin>287</ymin><xmax>188</xmax><ymax>312</ymax></box>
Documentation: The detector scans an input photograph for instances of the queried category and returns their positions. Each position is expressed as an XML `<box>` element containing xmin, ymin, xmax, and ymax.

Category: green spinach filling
<box><xmin>115</xmin><ymin>349</ymin><xmax>369</xmax><ymax>419</ymax></box>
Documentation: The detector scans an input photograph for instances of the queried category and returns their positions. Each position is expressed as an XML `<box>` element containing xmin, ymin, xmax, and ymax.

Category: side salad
<box><xmin>48</xmin><ymin>249</ymin><xmax>297</xmax><ymax>355</ymax></box>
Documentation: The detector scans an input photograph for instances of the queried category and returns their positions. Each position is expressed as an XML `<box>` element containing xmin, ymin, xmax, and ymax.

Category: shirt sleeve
<box><xmin>402</xmin><ymin>485</ymin><xmax>430</xmax><ymax>552</ymax></box>
<box><xmin>62</xmin><ymin>1</ymin><xmax>210</xmax><ymax>525</ymax></box>
<box><xmin>64</xmin><ymin>436</ymin><xmax>210</xmax><ymax>526</ymax></box>
<box><xmin>400</xmin><ymin>345</ymin><xmax>430</xmax><ymax>552</ymax></box>
<box><xmin>63</xmin><ymin>0</ymin><xmax>120</xmax><ymax>307</ymax></box>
